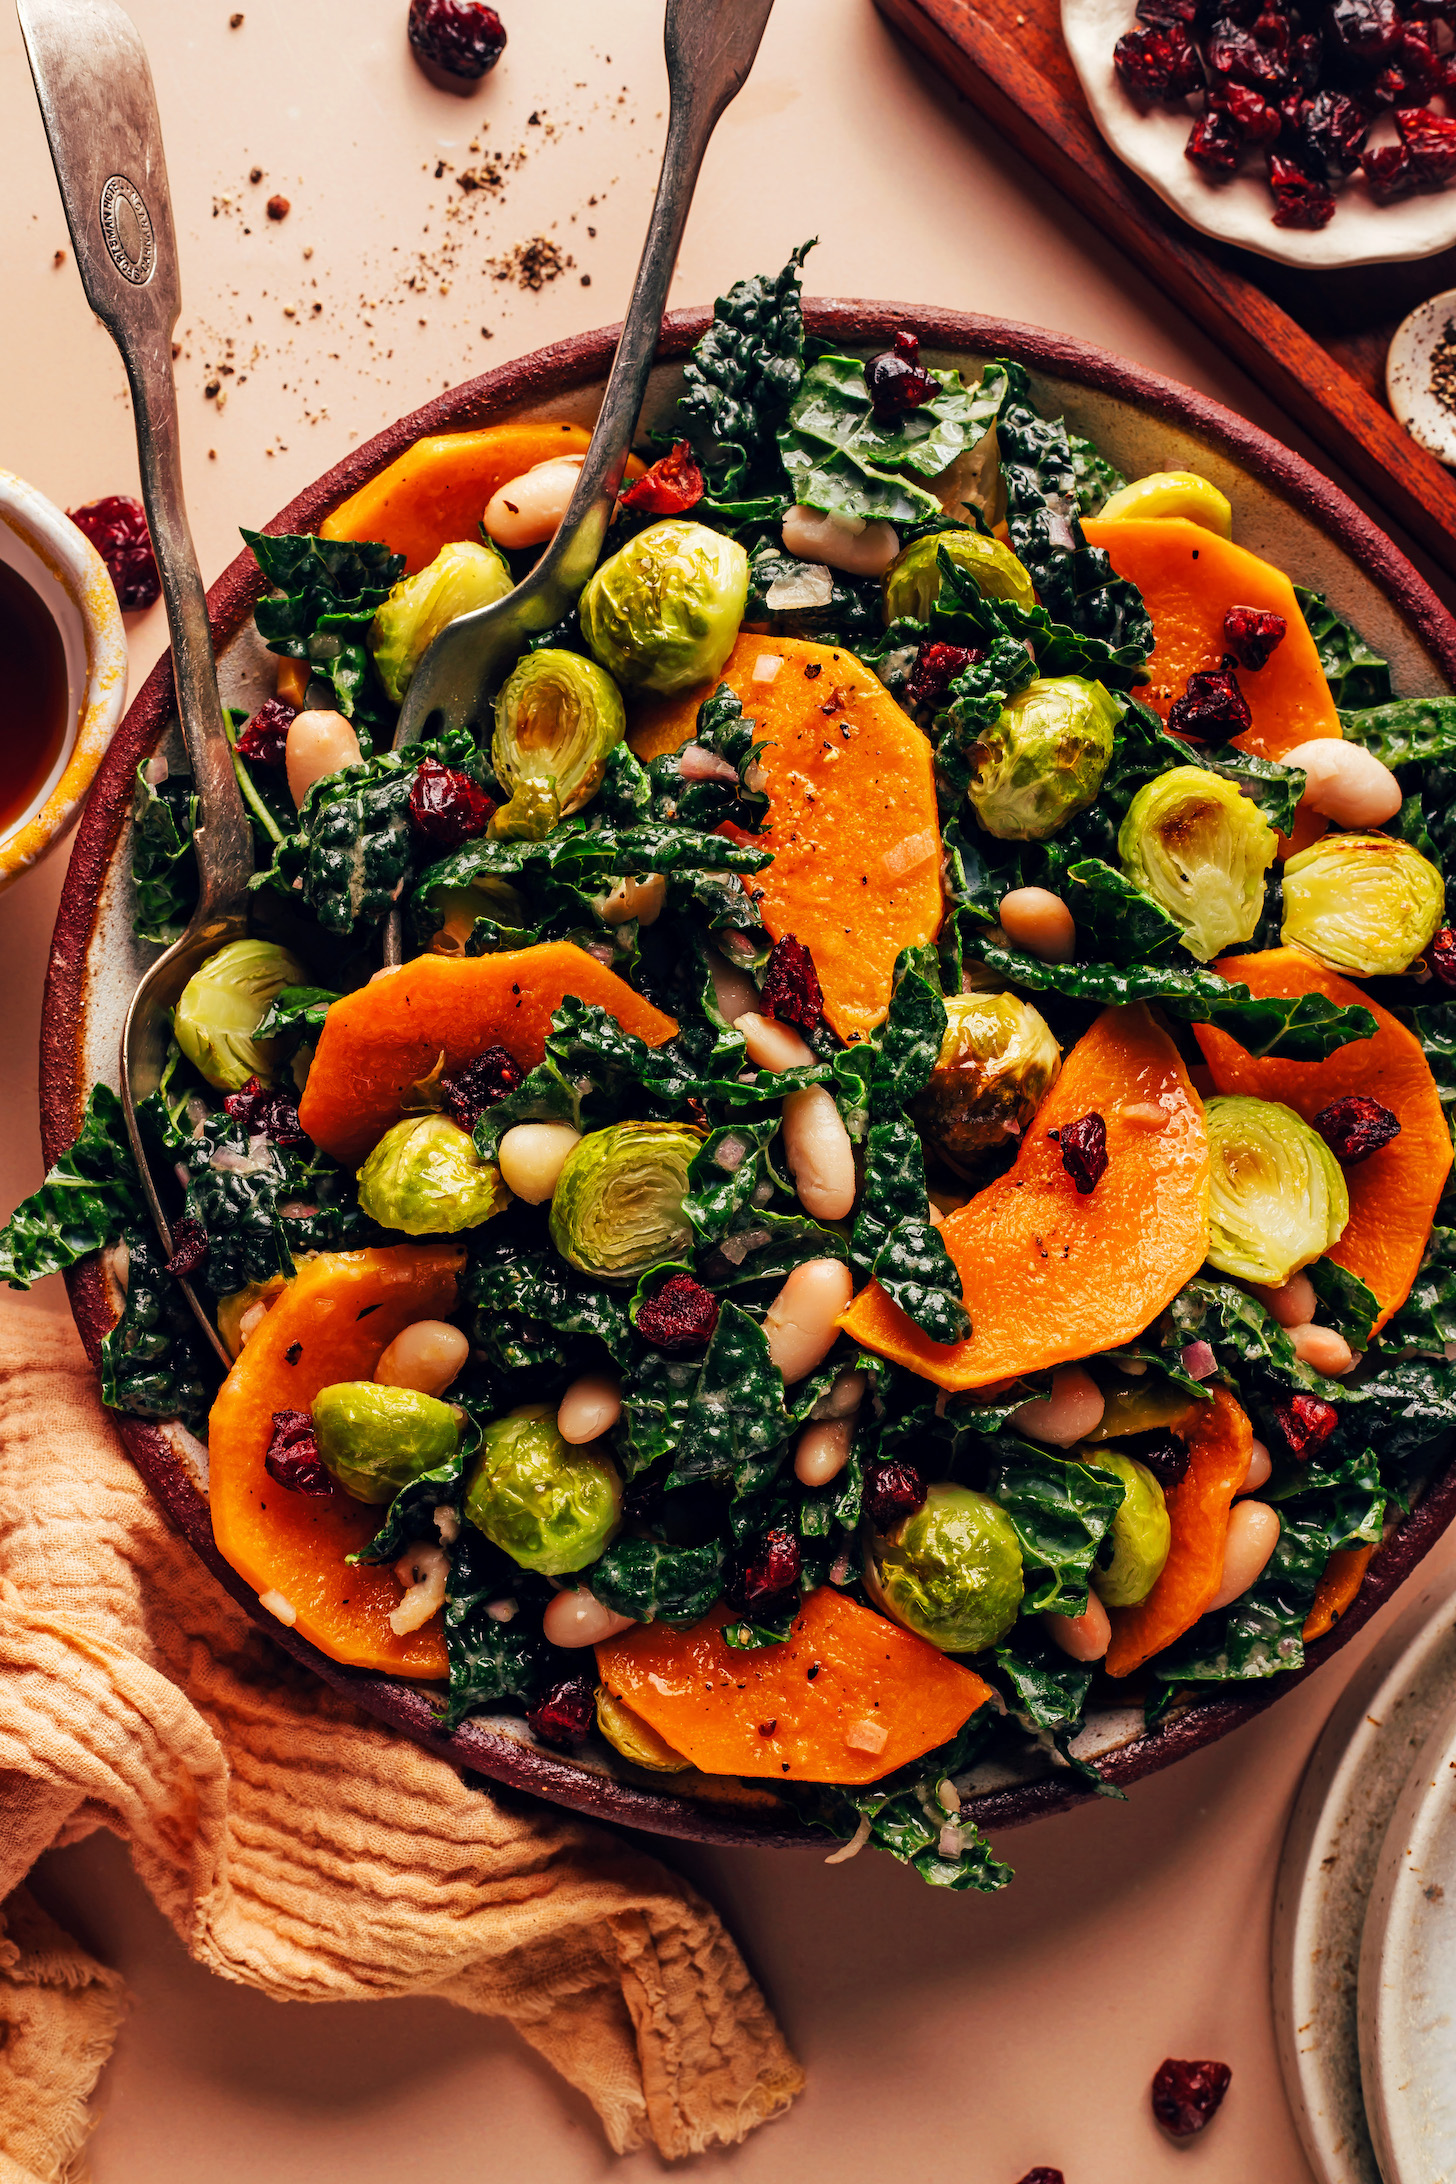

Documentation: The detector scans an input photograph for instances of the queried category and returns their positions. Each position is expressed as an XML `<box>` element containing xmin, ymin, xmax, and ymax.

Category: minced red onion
<box><xmin>1181</xmin><ymin>1339</ymin><xmax>1218</xmax><ymax>1381</ymax></box>
<box><xmin>677</xmin><ymin>743</ymin><xmax>738</xmax><ymax>784</ymax></box>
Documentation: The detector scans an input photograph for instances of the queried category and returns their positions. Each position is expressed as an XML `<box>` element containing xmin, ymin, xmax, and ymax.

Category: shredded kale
<box><xmin>99</xmin><ymin>1229</ymin><xmax>212</xmax><ymax>1428</ymax></box>
<box><xmin>0</xmin><ymin>1085</ymin><xmax>145</xmax><ymax>1289</ymax></box>
<box><xmin>674</xmin><ymin>242</ymin><xmax>813</xmax><ymax>501</ymax></box>
<box><xmin>131</xmin><ymin>762</ymin><xmax>199</xmax><ymax>946</ymax></box>
<box><xmin>242</xmin><ymin>530</ymin><xmax>404</xmax><ymax>739</ymax></box>
<box><xmin>351</xmin><ymin>1446</ymin><xmax>466</xmax><ymax>1568</ymax></box>
<box><xmin>778</xmin><ymin>352</ymin><xmax>988</xmax><ymax>526</ymax></box>
<box><xmin>985</xmin><ymin>1442</ymin><xmax>1126</xmax><ymax>1616</ymax></box>
<box><xmin>1295</xmin><ymin>585</ymin><xmax>1393</xmax><ymax>711</ymax></box>
<box><xmin>588</xmin><ymin>1537</ymin><xmax>725</xmax><ymax>1626</ymax></box>
<box><xmin>441</xmin><ymin>1528</ymin><xmax>551</xmax><ymax>1730</ymax></box>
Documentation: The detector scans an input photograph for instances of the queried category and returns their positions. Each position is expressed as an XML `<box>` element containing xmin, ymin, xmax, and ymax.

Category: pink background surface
<box><xmin>0</xmin><ymin>1</ymin><xmax>1447</xmax><ymax>2175</ymax></box>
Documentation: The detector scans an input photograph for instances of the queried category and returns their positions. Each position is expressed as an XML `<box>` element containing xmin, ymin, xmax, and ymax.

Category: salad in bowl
<box><xmin>11</xmin><ymin>246</ymin><xmax>1456</xmax><ymax>1893</ymax></box>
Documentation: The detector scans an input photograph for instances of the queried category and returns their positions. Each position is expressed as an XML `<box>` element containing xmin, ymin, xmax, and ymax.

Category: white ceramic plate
<box><xmin>1062</xmin><ymin>0</ymin><xmax>1456</xmax><ymax>269</ymax></box>
<box><xmin>1388</xmin><ymin>290</ymin><xmax>1456</xmax><ymax>468</ymax></box>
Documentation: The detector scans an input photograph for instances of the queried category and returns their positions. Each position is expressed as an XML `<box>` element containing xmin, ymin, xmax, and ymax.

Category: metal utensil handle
<box><xmin>18</xmin><ymin>0</ymin><xmax>251</xmax><ymax>916</ymax></box>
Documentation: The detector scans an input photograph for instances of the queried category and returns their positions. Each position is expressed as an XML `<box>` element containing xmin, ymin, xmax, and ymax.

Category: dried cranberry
<box><xmin>1314</xmin><ymin>1091</ymin><xmax>1401</xmax><ymax>1162</ymax></box>
<box><xmin>725</xmin><ymin>1523</ymin><xmax>802</xmax><ymax>1615</ymax></box>
<box><xmin>1268</xmin><ymin>150</ymin><xmax>1338</xmax><ymax>224</ymax></box>
<box><xmin>235</xmin><ymin>696</ymin><xmax>295</xmax><ymax>767</ymax></box>
<box><xmin>1327</xmin><ymin>0</ymin><xmax>1401</xmax><ymax>63</ymax></box>
<box><xmin>865</xmin><ymin>330</ymin><xmax>937</xmax><ymax>420</ymax></box>
<box><xmin>224</xmin><ymin>1075</ymin><xmax>309</xmax><ymax>1149</ymax></box>
<box><xmin>1152</xmin><ymin>2057</ymin><xmax>1233</xmax><ymax>2137</ymax></box>
<box><xmin>1223</xmin><ymin>603</ymin><xmax>1288</xmax><ymax>668</ymax></box>
<box><xmin>1396</xmin><ymin>103</ymin><xmax>1456</xmax><ymax>183</ymax></box>
<box><xmin>1364</xmin><ymin>141</ymin><xmax>1417</xmax><ymax>199</ymax></box>
<box><xmin>1291</xmin><ymin>28</ymin><xmax>1324</xmax><ymax>87</ymax></box>
<box><xmin>1137</xmin><ymin>0</ymin><xmax>1199</xmax><ymax>20</ymax></box>
<box><xmin>1015</xmin><ymin>2173</ymin><xmax>1066</xmax><ymax>2184</ymax></box>
<box><xmin>619</xmin><ymin>440</ymin><xmax>705</xmax><ymax>517</ymax></box>
<box><xmin>1391</xmin><ymin>28</ymin><xmax>1443</xmax><ymax>99</ymax></box>
<box><xmin>1168</xmin><ymin>655</ymin><xmax>1252</xmax><ymax>740</ymax></box>
<box><xmin>907</xmin><ymin>640</ymin><xmax>982</xmax><ymax>711</ymax></box>
<box><xmin>407</xmin><ymin>0</ymin><xmax>506</xmax><ymax>79</ymax></box>
<box><xmin>1187</xmin><ymin>105</ymin><xmax>1244</xmax><ymax>170</ymax></box>
<box><xmin>1049</xmin><ymin>1112</ymin><xmax>1109</xmax><ymax>1194</ymax></box>
<box><xmin>1290</xmin><ymin>87</ymin><xmax>1371</xmax><ymax>171</ymax></box>
<box><xmin>67</xmin><ymin>494</ymin><xmax>160</xmax><ymax>611</ymax></box>
<box><xmin>1430</xmin><ymin>926</ymin><xmax>1456</xmax><ymax>986</ymax></box>
<box><xmin>163</xmin><ymin>1215</ymin><xmax>209</xmax><ymax>1278</ymax></box>
<box><xmin>1221</xmin><ymin>80</ymin><xmax>1282</xmax><ymax>137</ymax></box>
<box><xmin>1271</xmin><ymin>1392</ymin><xmax>1339</xmax><ymax>1458</ymax></box>
<box><xmin>1208</xmin><ymin>21</ymin><xmax>1288</xmax><ymax>90</ymax></box>
<box><xmin>1116</xmin><ymin>22</ymin><xmax>1206</xmax><ymax>98</ymax></box>
<box><xmin>863</xmin><ymin>1459</ymin><xmax>929</xmax><ymax>1532</ymax></box>
<box><xmin>407</xmin><ymin>757</ymin><xmax>495</xmax><ymax>849</ymax></box>
<box><xmin>527</xmin><ymin>1677</ymin><xmax>595</xmax><ymax>1746</ymax></box>
<box><xmin>438</xmin><ymin>1044</ymin><xmax>524</xmax><ymax>1130</ymax></box>
<box><xmin>1120</xmin><ymin>1427</ymin><xmax>1192</xmax><ymax>1488</ymax></box>
<box><xmin>636</xmin><ymin>1272</ymin><xmax>720</xmax><ymax>1354</ymax></box>
<box><xmin>264</xmin><ymin>1410</ymin><xmax>332</xmax><ymax>1495</ymax></box>
<box><xmin>760</xmin><ymin>934</ymin><xmax>825</xmax><ymax>1036</ymax></box>
<box><xmin>1251</xmin><ymin>7</ymin><xmax>1291</xmax><ymax>54</ymax></box>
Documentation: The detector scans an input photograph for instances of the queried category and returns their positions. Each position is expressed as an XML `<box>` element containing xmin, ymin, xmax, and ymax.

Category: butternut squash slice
<box><xmin>1081</xmin><ymin>517</ymin><xmax>1341</xmax><ymax>759</ymax></box>
<box><xmin>595</xmin><ymin>1588</ymin><xmax>993</xmax><ymax>1784</ymax></box>
<box><xmin>1194</xmin><ymin>947</ymin><xmax>1451</xmax><ymax>1334</ymax></box>
<box><xmin>209</xmin><ymin>1243</ymin><xmax>465</xmax><ymax>1676</ymax></box>
<box><xmin>841</xmin><ymin>1003</ymin><xmax>1211</xmax><ymax>1390</ymax></box>
<box><xmin>1302</xmin><ymin>1544</ymin><xmax>1375</xmax><ymax>1643</ymax></box>
<box><xmin>298</xmin><ymin>943</ymin><xmax>679</xmax><ymax>1165</ymax></box>
<box><xmin>1104</xmin><ymin>1384</ymin><xmax>1252</xmax><ymax>1679</ymax></box>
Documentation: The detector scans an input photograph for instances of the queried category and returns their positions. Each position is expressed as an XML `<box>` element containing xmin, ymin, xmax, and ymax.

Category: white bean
<box><xmin>1208</xmin><ymin>1500</ymin><xmax>1281</xmax><ymax>1611</ymax></box>
<box><xmin>1008</xmin><ymin>1364</ymin><xmax>1105</xmax><ymax>1448</ymax></box>
<box><xmin>389</xmin><ymin>1543</ymin><xmax>449</xmax><ymax>1635</ymax></box>
<box><xmin>597</xmin><ymin>873</ymin><xmax>666</xmax><ymax>928</ymax></box>
<box><xmin>1251</xmin><ymin>1270</ymin><xmax>1317</xmax><ymax>1329</ymax></box>
<box><xmin>781</xmin><ymin>501</ymin><xmax>900</xmax><ymax>576</ymax></box>
<box><xmin>1042</xmin><ymin>1593</ymin><xmax>1111</xmax><ymax>1663</ymax></box>
<box><xmin>1290</xmin><ymin>1322</ymin><xmax>1357</xmax><ymax>1375</ymax></box>
<box><xmin>998</xmin><ymin>886</ymin><xmax>1077</xmax><ymax>963</ymax></box>
<box><xmin>809</xmin><ymin>1367</ymin><xmax>867</xmax><ymax>1422</ymax></box>
<box><xmin>735</xmin><ymin>1010</ymin><xmax>814</xmax><ymax>1073</ymax></box>
<box><xmin>795</xmin><ymin>1417</ymin><xmax>855</xmax><ymax>1488</ymax></box>
<box><xmin>782</xmin><ymin>1085</ymin><xmax>857</xmax><ymax>1220</ymax></box>
<box><xmin>557</xmin><ymin>1372</ymin><xmax>622</xmax><ymax>1446</ymax></box>
<box><xmin>483</xmin><ymin>455</ymin><xmax>585</xmax><ymax>549</ymax></box>
<box><xmin>375</xmin><ymin>1319</ymin><xmax>470</xmax><ymax>1397</ymax></box>
<box><xmin>497</xmin><ymin>1122</ymin><xmax>581</xmax><ymax>1204</ymax></box>
<box><xmin>542</xmin><ymin>1585</ymin><xmax>635</xmax><ymax>1648</ymax></box>
<box><xmin>1238</xmin><ymin>1436</ymin><xmax>1272</xmax><ymax>1496</ymax></box>
<box><xmin>763</xmin><ymin>1258</ymin><xmax>855</xmax><ymax>1383</ymax></box>
<box><xmin>1282</xmin><ymin>737</ymin><xmax>1403</xmax><ymax>829</ymax></box>
<box><xmin>707</xmin><ymin>949</ymin><xmax>760</xmax><ymax>1027</ymax></box>
<box><xmin>286</xmin><ymin>708</ymin><xmax>361</xmax><ymax>808</ymax></box>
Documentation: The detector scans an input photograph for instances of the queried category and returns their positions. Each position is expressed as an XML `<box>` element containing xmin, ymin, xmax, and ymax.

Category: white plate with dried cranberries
<box><xmin>1062</xmin><ymin>0</ymin><xmax>1456</xmax><ymax>268</ymax></box>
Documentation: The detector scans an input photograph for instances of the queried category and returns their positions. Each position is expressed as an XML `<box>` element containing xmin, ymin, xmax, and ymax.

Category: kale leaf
<box><xmin>0</xmin><ymin>1084</ymin><xmax>145</xmax><ymax>1289</ymax></box>
<box><xmin>351</xmin><ymin>1448</ymin><xmax>465</xmax><ymax>1567</ymax></box>
<box><xmin>778</xmin><ymin>352</ymin><xmax>987</xmax><ymax>526</ymax></box>
<box><xmin>1385</xmin><ymin>1226</ymin><xmax>1456</xmax><ymax>1352</ymax></box>
<box><xmin>674</xmin><ymin>242</ymin><xmax>813</xmax><ymax>500</ymax></box>
<box><xmin>131</xmin><ymin>762</ymin><xmax>199</xmax><ymax>946</ymax></box>
<box><xmin>1340</xmin><ymin>695</ymin><xmax>1456</xmax><ymax>769</ymax></box>
<box><xmin>242</xmin><ymin>530</ymin><xmax>403</xmax><ymax>738</ymax></box>
<box><xmin>99</xmin><ymin>1228</ymin><xmax>212</xmax><ymax>1427</ymax></box>
<box><xmin>1295</xmin><ymin>585</ymin><xmax>1393</xmax><ymax>711</ymax></box>
<box><xmin>588</xmin><ymin>1537</ymin><xmax>725</xmax><ymax>1626</ymax></box>
<box><xmin>984</xmin><ymin>1443</ymin><xmax>1126</xmax><ymax>1615</ymax></box>
<box><xmin>441</xmin><ymin>1528</ymin><xmax>550</xmax><ymax>1730</ymax></box>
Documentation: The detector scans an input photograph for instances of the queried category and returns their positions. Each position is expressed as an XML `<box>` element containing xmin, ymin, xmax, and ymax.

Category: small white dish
<box><xmin>0</xmin><ymin>469</ymin><xmax>128</xmax><ymax>896</ymax></box>
<box><xmin>1062</xmin><ymin>0</ymin><xmax>1456</xmax><ymax>270</ymax></box>
<box><xmin>1388</xmin><ymin>291</ymin><xmax>1456</xmax><ymax>468</ymax></box>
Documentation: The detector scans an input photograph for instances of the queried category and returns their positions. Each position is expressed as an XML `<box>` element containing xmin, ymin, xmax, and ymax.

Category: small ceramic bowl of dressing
<box><xmin>0</xmin><ymin>470</ymin><xmax>128</xmax><ymax>896</ymax></box>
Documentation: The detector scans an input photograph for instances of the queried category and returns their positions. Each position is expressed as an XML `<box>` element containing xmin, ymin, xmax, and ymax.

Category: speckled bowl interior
<box><xmin>39</xmin><ymin>302</ymin><xmax>1456</xmax><ymax>1848</ymax></box>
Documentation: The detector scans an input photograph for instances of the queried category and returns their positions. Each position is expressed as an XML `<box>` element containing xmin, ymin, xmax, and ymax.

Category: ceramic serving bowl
<box><xmin>37</xmin><ymin>302</ymin><xmax>1456</xmax><ymax>1849</ymax></box>
<box><xmin>0</xmin><ymin>470</ymin><xmax>127</xmax><ymax>894</ymax></box>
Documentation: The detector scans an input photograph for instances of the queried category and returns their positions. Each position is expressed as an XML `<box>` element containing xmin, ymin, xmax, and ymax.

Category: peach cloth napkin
<box><xmin>0</xmin><ymin>1301</ymin><xmax>802</xmax><ymax>2180</ymax></box>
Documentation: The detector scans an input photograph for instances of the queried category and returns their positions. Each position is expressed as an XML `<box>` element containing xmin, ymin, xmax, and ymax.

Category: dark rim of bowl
<box><xmin>39</xmin><ymin>299</ymin><xmax>1456</xmax><ymax>1849</ymax></box>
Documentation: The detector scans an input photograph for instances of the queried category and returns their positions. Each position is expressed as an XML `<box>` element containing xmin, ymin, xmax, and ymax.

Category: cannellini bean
<box><xmin>781</xmin><ymin>501</ymin><xmax>900</xmax><ymax>576</ymax></box>
<box><xmin>707</xmin><ymin>949</ymin><xmax>759</xmax><ymax>1026</ymax></box>
<box><xmin>1250</xmin><ymin>1271</ymin><xmax>1317</xmax><ymax>1328</ymax></box>
<box><xmin>998</xmin><ymin>886</ymin><xmax>1077</xmax><ymax>963</ymax></box>
<box><xmin>497</xmin><ymin>1122</ymin><xmax>581</xmax><ymax>1204</ymax></box>
<box><xmin>795</xmin><ymin>1416</ymin><xmax>855</xmax><ymax>1488</ymax></box>
<box><xmin>735</xmin><ymin>1010</ymin><xmax>814</xmax><ymax>1072</ymax></box>
<box><xmin>483</xmin><ymin>454</ymin><xmax>584</xmax><ymax>549</ymax></box>
<box><xmin>375</xmin><ymin>1319</ymin><xmax>470</xmax><ymax>1398</ymax></box>
<box><xmin>389</xmin><ymin>1543</ymin><xmax>449</xmax><ymax>1635</ymax></box>
<box><xmin>286</xmin><ymin>708</ymin><xmax>361</xmax><ymax>808</ymax></box>
<box><xmin>782</xmin><ymin>1085</ymin><xmax>857</xmax><ymax>1220</ymax></box>
<box><xmin>1208</xmin><ymin>1500</ymin><xmax>1281</xmax><ymax>1612</ymax></box>
<box><xmin>1239</xmin><ymin>1436</ymin><xmax>1272</xmax><ymax>1496</ymax></box>
<box><xmin>542</xmin><ymin>1585</ymin><xmax>635</xmax><ymax>1648</ymax></box>
<box><xmin>1290</xmin><ymin>1322</ymin><xmax>1357</xmax><ymax>1375</ymax></box>
<box><xmin>1282</xmin><ymin>737</ymin><xmax>1403</xmax><ymax>829</ymax></box>
<box><xmin>763</xmin><ymin>1258</ymin><xmax>854</xmax><ymax>1383</ymax></box>
<box><xmin>809</xmin><ymin>1367</ymin><xmax>867</xmax><ymax>1423</ymax></box>
<box><xmin>1042</xmin><ymin>1593</ymin><xmax>1111</xmax><ymax>1663</ymax></box>
<box><xmin>1008</xmin><ymin>1364</ymin><xmax>1105</xmax><ymax>1448</ymax></box>
<box><xmin>597</xmin><ymin>873</ymin><xmax>666</xmax><ymax>927</ymax></box>
<box><xmin>557</xmin><ymin>1371</ymin><xmax>622</xmax><ymax>1445</ymax></box>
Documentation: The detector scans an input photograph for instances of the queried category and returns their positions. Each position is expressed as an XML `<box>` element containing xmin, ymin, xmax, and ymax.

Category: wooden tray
<box><xmin>876</xmin><ymin>0</ymin><xmax>1456</xmax><ymax>581</ymax></box>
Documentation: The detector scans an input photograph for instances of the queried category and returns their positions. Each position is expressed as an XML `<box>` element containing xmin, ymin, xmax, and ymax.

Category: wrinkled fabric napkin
<box><xmin>0</xmin><ymin>1302</ymin><xmax>802</xmax><ymax>2180</ymax></box>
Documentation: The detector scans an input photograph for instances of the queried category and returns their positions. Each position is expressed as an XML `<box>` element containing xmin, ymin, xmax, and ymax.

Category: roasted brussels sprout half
<box><xmin>1204</xmin><ymin>1093</ymin><xmax>1348</xmax><ymax>1288</ymax></box>
<box><xmin>1086</xmin><ymin>1451</ymin><xmax>1169</xmax><ymax>1608</ymax></box>
<box><xmin>491</xmin><ymin>647</ymin><xmax>626</xmax><ymax>832</ymax></box>
<box><xmin>425</xmin><ymin>875</ymin><xmax>532</xmax><ymax>956</ymax></box>
<box><xmin>912</xmin><ymin>992</ymin><xmax>1062</xmax><ymax>1180</ymax></box>
<box><xmin>549</xmin><ymin>1120</ymin><xmax>702</xmax><ymax>1282</ymax></box>
<box><xmin>357</xmin><ymin>1115</ymin><xmax>507</xmax><ymax>1235</ymax></box>
<box><xmin>1118</xmin><ymin>765</ymin><xmax>1275</xmax><ymax>963</ymax></box>
<box><xmin>882</xmin><ymin>528</ymin><xmax>1035</xmax><ymax>623</ymax></box>
<box><xmin>369</xmin><ymin>540</ymin><xmax>512</xmax><ymax>705</ymax></box>
<box><xmin>968</xmin><ymin>675</ymin><xmax>1120</xmax><ymax>841</ymax></box>
<box><xmin>173</xmin><ymin>938</ymin><xmax>309</xmax><ymax>1092</ymax></box>
<box><xmin>463</xmin><ymin>1406</ymin><xmax>623</xmax><ymax>1574</ymax></box>
<box><xmin>863</xmin><ymin>1482</ymin><xmax>1024</xmax><ymax>1654</ymax></box>
<box><xmin>313</xmin><ymin>1381</ymin><xmax>460</xmax><ymax>1505</ymax></box>
<box><xmin>595</xmin><ymin>1689</ymin><xmax>690</xmax><ymax>1772</ymax></box>
<box><xmin>579</xmin><ymin>519</ymin><xmax>748</xmax><ymax>695</ymax></box>
<box><xmin>1281</xmin><ymin>832</ymin><xmax>1445</xmax><ymax>978</ymax></box>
